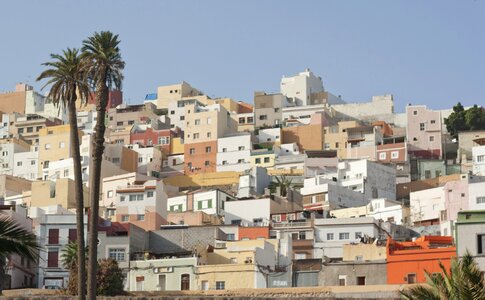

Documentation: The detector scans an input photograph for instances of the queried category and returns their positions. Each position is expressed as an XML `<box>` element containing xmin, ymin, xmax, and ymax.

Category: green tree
<box><xmin>400</xmin><ymin>252</ymin><xmax>485</xmax><ymax>300</ymax></box>
<box><xmin>96</xmin><ymin>259</ymin><xmax>124</xmax><ymax>296</ymax></box>
<box><xmin>37</xmin><ymin>48</ymin><xmax>89</xmax><ymax>299</ymax></box>
<box><xmin>81</xmin><ymin>31</ymin><xmax>125</xmax><ymax>300</ymax></box>
<box><xmin>0</xmin><ymin>217</ymin><xmax>40</xmax><ymax>294</ymax></box>
<box><xmin>61</xmin><ymin>242</ymin><xmax>89</xmax><ymax>295</ymax></box>
<box><xmin>445</xmin><ymin>102</ymin><xmax>485</xmax><ymax>138</ymax></box>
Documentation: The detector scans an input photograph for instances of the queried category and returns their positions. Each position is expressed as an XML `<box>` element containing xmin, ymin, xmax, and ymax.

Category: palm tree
<box><xmin>0</xmin><ymin>217</ymin><xmax>40</xmax><ymax>294</ymax></box>
<box><xmin>400</xmin><ymin>252</ymin><xmax>485</xmax><ymax>300</ymax></box>
<box><xmin>81</xmin><ymin>31</ymin><xmax>125</xmax><ymax>300</ymax></box>
<box><xmin>37</xmin><ymin>48</ymin><xmax>89</xmax><ymax>299</ymax></box>
<box><xmin>274</xmin><ymin>175</ymin><xmax>293</xmax><ymax>197</ymax></box>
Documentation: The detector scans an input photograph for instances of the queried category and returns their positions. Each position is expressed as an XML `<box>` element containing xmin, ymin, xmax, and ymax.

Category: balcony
<box><xmin>272</xmin><ymin>220</ymin><xmax>312</xmax><ymax>229</ymax></box>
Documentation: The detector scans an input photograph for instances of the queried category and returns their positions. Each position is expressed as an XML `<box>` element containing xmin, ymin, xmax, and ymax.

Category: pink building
<box><xmin>88</xmin><ymin>90</ymin><xmax>123</xmax><ymax>109</ymax></box>
<box><xmin>406</xmin><ymin>105</ymin><xmax>442</xmax><ymax>159</ymax></box>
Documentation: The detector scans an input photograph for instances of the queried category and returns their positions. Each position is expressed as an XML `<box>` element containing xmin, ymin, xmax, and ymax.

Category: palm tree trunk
<box><xmin>68</xmin><ymin>99</ymin><xmax>86</xmax><ymax>300</ymax></box>
<box><xmin>87</xmin><ymin>83</ymin><xmax>108</xmax><ymax>300</ymax></box>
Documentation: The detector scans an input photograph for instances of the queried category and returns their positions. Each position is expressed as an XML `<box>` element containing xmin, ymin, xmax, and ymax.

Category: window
<box><xmin>327</xmin><ymin>233</ymin><xmax>334</xmax><ymax>240</ymax></box>
<box><xmin>31</xmin><ymin>160</ymin><xmax>35</xmax><ymax>165</ymax></box>
<box><xmin>407</xmin><ymin>273</ymin><xmax>417</xmax><ymax>284</ymax></box>
<box><xmin>247</xmin><ymin>117</ymin><xmax>254</xmax><ymax>123</ymax></box>
<box><xmin>158</xmin><ymin>136</ymin><xmax>170</xmax><ymax>145</ymax></box>
<box><xmin>237</xmin><ymin>159</ymin><xmax>244</xmax><ymax>163</ymax></box>
<box><xmin>259</xmin><ymin>115</ymin><xmax>267</xmax><ymax>120</ymax></box>
<box><xmin>147</xmin><ymin>191</ymin><xmax>154</xmax><ymax>198</ymax></box>
<box><xmin>239</xmin><ymin>117</ymin><xmax>245</xmax><ymax>124</ymax></box>
<box><xmin>207</xmin><ymin>132</ymin><xmax>212</xmax><ymax>138</ymax></box>
<box><xmin>338</xmin><ymin>275</ymin><xmax>346</xmax><ymax>286</ymax></box>
<box><xmin>264</xmin><ymin>157</ymin><xmax>270</xmax><ymax>163</ymax></box>
<box><xmin>45</xmin><ymin>143</ymin><xmax>51</xmax><ymax>150</ymax></box>
<box><xmin>195</xmin><ymin>119</ymin><xmax>201</xmax><ymax>125</ymax></box>
<box><xmin>193</xmin><ymin>133</ymin><xmax>199</xmax><ymax>139</ymax></box>
<box><xmin>170</xmin><ymin>110</ymin><xmax>175</xmax><ymax>115</ymax></box>
<box><xmin>180</xmin><ymin>116</ymin><xmax>185</xmax><ymax>121</ymax></box>
<box><xmin>429</xmin><ymin>136</ymin><xmax>434</xmax><ymax>142</ymax></box>
<box><xmin>27</xmin><ymin>127</ymin><xmax>33</xmax><ymax>133</ymax></box>
<box><xmin>108</xmin><ymin>248</ymin><xmax>126</xmax><ymax>261</ymax></box>
<box><xmin>63</xmin><ymin>169</ymin><xmax>69</xmax><ymax>177</ymax></box>
<box><xmin>17</xmin><ymin>161</ymin><xmax>22</xmax><ymax>167</ymax></box>
<box><xmin>215</xmin><ymin>281</ymin><xmax>225</xmax><ymax>290</ymax></box>
<box><xmin>226</xmin><ymin>234</ymin><xmax>235</xmax><ymax>241</ymax></box>
<box><xmin>120</xmin><ymin>196</ymin><xmax>125</xmax><ymax>202</ymax></box>
<box><xmin>138</xmin><ymin>157</ymin><xmax>143</xmax><ymax>163</ymax></box>
<box><xmin>356</xmin><ymin>276</ymin><xmax>366</xmax><ymax>286</ymax></box>
<box><xmin>420</xmin><ymin>123</ymin><xmax>425</xmax><ymax>131</ymax></box>
<box><xmin>121</xmin><ymin>215</ymin><xmax>129</xmax><ymax>222</ymax></box>
<box><xmin>255</xmin><ymin>158</ymin><xmax>261</xmax><ymax>164</ymax></box>
<box><xmin>48</xmin><ymin>229</ymin><xmax>59</xmax><ymax>244</ymax></box>
<box><xmin>117</xmin><ymin>121</ymin><xmax>123</xmax><ymax>126</ymax></box>
<box><xmin>413</xmin><ymin>110</ymin><xmax>418</xmax><ymax>115</ymax></box>
<box><xmin>222</xmin><ymin>160</ymin><xmax>228</xmax><ymax>165</ymax></box>
<box><xmin>189</xmin><ymin>148</ymin><xmax>195</xmax><ymax>155</ymax></box>
<box><xmin>59</xmin><ymin>142</ymin><xmax>65</xmax><ymax>148</ymax></box>
<box><xmin>68</xmin><ymin>228</ymin><xmax>77</xmax><ymax>243</ymax></box>
<box><xmin>137</xmin><ymin>194</ymin><xmax>144</xmax><ymax>201</ymax></box>
<box><xmin>478</xmin><ymin>234</ymin><xmax>485</xmax><ymax>254</ymax></box>
<box><xmin>335</xmin><ymin>142</ymin><xmax>339</xmax><ymax>148</ymax></box>
<box><xmin>391</xmin><ymin>151</ymin><xmax>399</xmax><ymax>159</ymax></box>
<box><xmin>355</xmin><ymin>232</ymin><xmax>362</xmax><ymax>239</ymax></box>
<box><xmin>207</xmin><ymin>117</ymin><xmax>212</xmax><ymax>124</ymax></box>
<box><xmin>129</xmin><ymin>195</ymin><xmax>137</xmax><ymax>201</ymax></box>
<box><xmin>477</xmin><ymin>197</ymin><xmax>485</xmax><ymax>204</ymax></box>
<box><xmin>379</xmin><ymin>152</ymin><xmax>386</xmax><ymax>160</ymax></box>
<box><xmin>299</xmin><ymin>231</ymin><xmax>306</xmax><ymax>240</ymax></box>
<box><xmin>112</xmin><ymin>157</ymin><xmax>120</xmax><ymax>164</ymax></box>
<box><xmin>339</xmin><ymin>232</ymin><xmax>349</xmax><ymax>240</ymax></box>
<box><xmin>431</xmin><ymin>120</ymin><xmax>436</xmax><ymax>124</ymax></box>
<box><xmin>205</xmin><ymin>160</ymin><xmax>210</xmax><ymax>166</ymax></box>
<box><xmin>238</xmin><ymin>146</ymin><xmax>245</xmax><ymax>151</ymax></box>
<box><xmin>137</xmin><ymin>214</ymin><xmax>145</xmax><ymax>221</ymax></box>
<box><xmin>18</xmin><ymin>128</ymin><xmax>24</xmax><ymax>134</ymax></box>
<box><xmin>324</xmin><ymin>143</ymin><xmax>330</xmax><ymax>150</ymax></box>
<box><xmin>205</xmin><ymin>146</ymin><xmax>211</xmax><ymax>153</ymax></box>
<box><xmin>477</xmin><ymin>155</ymin><xmax>485</xmax><ymax>163</ymax></box>
<box><xmin>47</xmin><ymin>250</ymin><xmax>59</xmax><ymax>268</ymax></box>
<box><xmin>231</xmin><ymin>219</ymin><xmax>242</xmax><ymax>225</ymax></box>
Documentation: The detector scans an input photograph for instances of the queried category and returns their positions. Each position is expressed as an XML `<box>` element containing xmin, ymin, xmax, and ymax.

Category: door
<box><xmin>181</xmin><ymin>274</ymin><xmax>190</xmax><ymax>290</ymax></box>
<box><xmin>158</xmin><ymin>275</ymin><xmax>166</xmax><ymax>291</ymax></box>
<box><xmin>201</xmin><ymin>280</ymin><xmax>209</xmax><ymax>290</ymax></box>
<box><xmin>294</xmin><ymin>271</ymin><xmax>318</xmax><ymax>287</ymax></box>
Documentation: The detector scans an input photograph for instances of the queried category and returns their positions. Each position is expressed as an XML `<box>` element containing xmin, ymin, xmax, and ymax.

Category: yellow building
<box><xmin>196</xmin><ymin>239</ymin><xmax>291</xmax><ymax>290</ymax></box>
<box><xmin>30</xmin><ymin>178</ymin><xmax>89</xmax><ymax>209</ymax></box>
<box><xmin>250</xmin><ymin>150</ymin><xmax>276</xmax><ymax>169</ymax></box>
<box><xmin>170</xmin><ymin>137</ymin><xmax>184</xmax><ymax>154</ymax></box>
<box><xmin>323</xmin><ymin>120</ymin><xmax>360</xmax><ymax>158</ymax></box>
<box><xmin>38</xmin><ymin>125</ymin><xmax>83</xmax><ymax>177</ymax></box>
<box><xmin>155</xmin><ymin>82</ymin><xmax>206</xmax><ymax>109</ymax></box>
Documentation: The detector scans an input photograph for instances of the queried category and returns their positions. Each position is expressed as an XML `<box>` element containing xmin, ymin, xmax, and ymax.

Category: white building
<box><xmin>331</xmin><ymin>198</ymin><xmax>409</xmax><ymax>225</ymax></box>
<box><xmin>216</xmin><ymin>133</ymin><xmax>251</xmax><ymax>172</ymax></box>
<box><xmin>167</xmin><ymin>189</ymin><xmax>234</xmax><ymax>217</ymax></box>
<box><xmin>0</xmin><ymin>113</ymin><xmax>12</xmax><ymax>138</ymax></box>
<box><xmin>0</xmin><ymin>138</ymin><xmax>30</xmax><ymax>175</ymax></box>
<box><xmin>76</xmin><ymin>110</ymin><xmax>97</xmax><ymax>134</ymax></box>
<box><xmin>472</xmin><ymin>142</ymin><xmax>485</xmax><ymax>176</ymax></box>
<box><xmin>13</xmin><ymin>147</ymin><xmax>39</xmax><ymax>180</ymax></box>
<box><xmin>313</xmin><ymin>217</ymin><xmax>384</xmax><ymax>259</ymax></box>
<box><xmin>34</xmin><ymin>209</ymin><xmax>87</xmax><ymax>289</ymax></box>
<box><xmin>280</xmin><ymin>69</ymin><xmax>325</xmax><ymax>106</ymax></box>
<box><xmin>224</xmin><ymin>198</ymin><xmax>271</xmax><ymax>226</ymax></box>
<box><xmin>257</xmin><ymin>128</ymin><xmax>281</xmax><ymax>144</ymax></box>
<box><xmin>25</xmin><ymin>90</ymin><xmax>45</xmax><ymax>115</ymax></box>
<box><xmin>237</xmin><ymin>167</ymin><xmax>271</xmax><ymax>198</ymax></box>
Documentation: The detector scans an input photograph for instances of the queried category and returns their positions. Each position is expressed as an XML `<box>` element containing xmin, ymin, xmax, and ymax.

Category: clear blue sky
<box><xmin>1</xmin><ymin>1</ymin><xmax>484</xmax><ymax>112</ymax></box>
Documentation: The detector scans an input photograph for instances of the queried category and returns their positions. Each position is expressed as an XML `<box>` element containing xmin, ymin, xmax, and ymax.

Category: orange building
<box><xmin>386</xmin><ymin>236</ymin><xmax>456</xmax><ymax>284</ymax></box>
<box><xmin>238</xmin><ymin>226</ymin><xmax>270</xmax><ymax>240</ymax></box>
<box><xmin>184</xmin><ymin>140</ymin><xmax>217</xmax><ymax>174</ymax></box>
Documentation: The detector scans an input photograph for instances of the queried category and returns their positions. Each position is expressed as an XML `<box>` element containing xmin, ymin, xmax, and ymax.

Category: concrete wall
<box><xmin>320</xmin><ymin>261</ymin><xmax>387</xmax><ymax>286</ymax></box>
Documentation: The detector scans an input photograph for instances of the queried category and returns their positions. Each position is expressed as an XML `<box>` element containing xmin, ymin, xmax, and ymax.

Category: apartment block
<box><xmin>406</xmin><ymin>105</ymin><xmax>443</xmax><ymax>159</ymax></box>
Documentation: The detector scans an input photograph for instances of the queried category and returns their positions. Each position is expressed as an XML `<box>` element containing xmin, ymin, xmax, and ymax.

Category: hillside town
<box><xmin>1</xmin><ymin>67</ymin><xmax>485</xmax><ymax>294</ymax></box>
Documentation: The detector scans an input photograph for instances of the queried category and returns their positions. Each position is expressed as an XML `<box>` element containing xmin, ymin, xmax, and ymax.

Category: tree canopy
<box><xmin>445</xmin><ymin>102</ymin><xmax>485</xmax><ymax>138</ymax></box>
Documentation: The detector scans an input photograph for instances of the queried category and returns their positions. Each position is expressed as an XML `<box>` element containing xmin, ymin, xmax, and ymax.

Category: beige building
<box><xmin>155</xmin><ymin>82</ymin><xmax>205</xmax><ymax>109</ymax></box>
<box><xmin>0</xmin><ymin>83</ymin><xmax>30</xmax><ymax>114</ymax></box>
<box><xmin>30</xmin><ymin>178</ymin><xmax>89</xmax><ymax>209</ymax></box>
<box><xmin>343</xmin><ymin>243</ymin><xmax>387</xmax><ymax>262</ymax></box>
<box><xmin>107</xmin><ymin>102</ymin><xmax>159</xmax><ymax>129</ymax></box>
<box><xmin>324</xmin><ymin>120</ymin><xmax>361</xmax><ymax>158</ymax></box>
<box><xmin>38</xmin><ymin>124</ymin><xmax>83</xmax><ymax>177</ymax></box>
<box><xmin>8</xmin><ymin>114</ymin><xmax>61</xmax><ymax>145</ymax></box>
<box><xmin>184</xmin><ymin>103</ymin><xmax>233</xmax><ymax>144</ymax></box>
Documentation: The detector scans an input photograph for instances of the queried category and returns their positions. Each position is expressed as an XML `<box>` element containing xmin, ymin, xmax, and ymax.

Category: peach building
<box><xmin>115</xmin><ymin>179</ymin><xmax>168</xmax><ymax>231</ymax></box>
<box><xmin>406</xmin><ymin>105</ymin><xmax>443</xmax><ymax>159</ymax></box>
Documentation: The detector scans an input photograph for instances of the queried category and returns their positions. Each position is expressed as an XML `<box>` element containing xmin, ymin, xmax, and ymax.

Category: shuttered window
<box><xmin>68</xmin><ymin>229</ymin><xmax>77</xmax><ymax>243</ymax></box>
<box><xmin>47</xmin><ymin>251</ymin><xmax>58</xmax><ymax>268</ymax></box>
<box><xmin>48</xmin><ymin>229</ymin><xmax>59</xmax><ymax>244</ymax></box>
